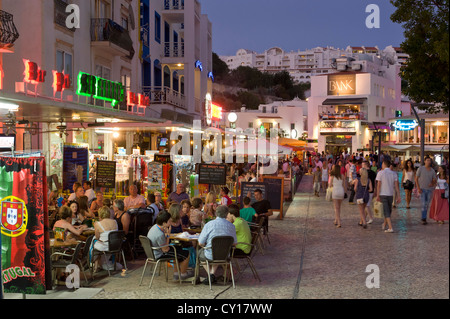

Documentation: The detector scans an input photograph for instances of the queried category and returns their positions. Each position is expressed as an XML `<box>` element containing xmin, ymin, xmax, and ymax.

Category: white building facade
<box><xmin>307</xmin><ymin>54</ymin><xmax>410</xmax><ymax>155</ymax></box>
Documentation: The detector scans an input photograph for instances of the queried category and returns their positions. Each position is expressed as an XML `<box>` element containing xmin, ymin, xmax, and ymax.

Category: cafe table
<box><xmin>169</xmin><ymin>232</ymin><xmax>201</xmax><ymax>285</ymax></box>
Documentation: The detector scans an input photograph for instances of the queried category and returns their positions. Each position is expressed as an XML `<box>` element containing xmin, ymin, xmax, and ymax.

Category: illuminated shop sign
<box><xmin>211</xmin><ymin>103</ymin><xmax>222</xmax><ymax>120</ymax></box>
<box><xmin>327</xmin><ymin>74</ymin><xmax>356</xmax><ymax>96</ymax></box>
<box><xmin>127</xmin><ymin>91</ymin><xmax>150</xmax><ymax>108</ymax></box>
<box><xmin>391</xmin><ymin>120</ymin><xmax>418</xmax><ymax>131</ymax></box>
<box><xmin>77</xmin><ymin>72</ymin><xmax>124</xmax><ymax>107</ymax></box>
<box><xmin>320</xmin><ymin>121</ymin><xmax>357</xmax><ymax>133</ymax></box>
<box><xmin>208</xmin><ymin>72</ymin><xmax>214</xmax><ymax>82</ymax></box>
<box><xmin>23</xmin><ymin>60</ymin><xmax>47</xmax><ymax>84</ymax></box>
<box><xmin>52</xmin><ymin>71</ymin><xmax>71</xmax><ymax>93</ymax></box>
<box><xmin>195</xmin><ymin>60</ymin><xmax>203</xmax><ymax>71</ymax></box>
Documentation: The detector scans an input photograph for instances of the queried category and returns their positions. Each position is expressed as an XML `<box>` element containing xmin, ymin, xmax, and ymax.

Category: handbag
<box><xmin>373</xmin><ymin>200</ymin><xmax>384</xmax><ymax>218</ymax></box>
<box><xmin>439</xmin><ymin>182</ymin><xmax>449</xmax><ymax>199</ymax></box>
<box><xmin>356</xmin><ymin>182</ymin><xmax>368</xmax><ymax>205</ymax></box>
<box><xmin>403</xmin><ymin>180</ymin><xmax>414</xmax><ymax>190</ymax></box>
<box><xmin>326</xmin><ymin>187</ymin><xmax>333</xmax><ymax>201</ymax></box>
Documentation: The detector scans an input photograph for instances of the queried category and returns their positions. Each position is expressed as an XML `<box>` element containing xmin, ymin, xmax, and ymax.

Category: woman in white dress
<box><xmin>329</xmin><ymin>164</ymin><xmax>347</xmax><ymax>228</ymax></box>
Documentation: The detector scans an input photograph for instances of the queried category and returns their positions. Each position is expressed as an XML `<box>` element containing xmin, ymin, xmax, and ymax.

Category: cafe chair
<box><xmin>231</xmin><ymin>232</ymin><xmax>261</xmax><ymax>282</ymax></box>
<box><xmin>132</xmin><ymin>210</ymin><xmax>155</xmax><ymax>254</ymax></box>
<box><xmin>138</xmin><ymin>235</ymin><xmax>182</xmax><ymax>288</ymax></box>
<box><xmin>51</xmin><ymin>242</ymin><xmax>88</xmax><ymax>287</ymax></box>
<box><xmin>196</xmin><ymin>236</ymin><xmax>236</xmax><ymax>290</ymax></box>
<box><xmin>90</xmin><ymin>230</ymin><xmax>128</xmax><ymax>277</ymax></box>
<box><xmin>248</xmin><ymin>217</ymin><xmax>266</xmax><ymax>255</ymax></box>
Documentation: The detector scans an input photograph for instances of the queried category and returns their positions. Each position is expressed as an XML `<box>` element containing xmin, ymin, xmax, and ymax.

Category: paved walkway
<box><xmin>7</xmin><ymin>173</ymin><xmax>447</xmax><ymax>299</ymax></box>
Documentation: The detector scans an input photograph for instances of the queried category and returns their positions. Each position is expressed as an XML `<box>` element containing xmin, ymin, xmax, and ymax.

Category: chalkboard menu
<box><xmin>263</xmin><ymin>177</ymin><xmax>284</xmax><ymax>217</ymax></box>
<box><xmin>96</xmin><ymin>160</ymin><xmax>116</xmax><ymax>188</ymax></box>
<box><xmin>240</xmin><ymin>182</ymin><xmax>266</xmax><ymax>207</ymax></box>
<box><xmin>198</xmin><ymin>164</ymin><xmax>227</xmax><ymax>185</ymax></box>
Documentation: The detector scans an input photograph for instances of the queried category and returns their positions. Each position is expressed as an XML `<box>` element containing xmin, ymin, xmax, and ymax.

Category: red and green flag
<box><xmin>0</xmin><ymin>156</ymin><xmax>50</xmax><ymax>295</ymax></box>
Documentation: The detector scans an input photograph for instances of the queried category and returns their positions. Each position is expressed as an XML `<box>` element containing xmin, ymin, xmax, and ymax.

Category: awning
<box><xmin>322</xmin><ymin>98</ymin><xmax>367</xmax><ymax>106</ymax></box>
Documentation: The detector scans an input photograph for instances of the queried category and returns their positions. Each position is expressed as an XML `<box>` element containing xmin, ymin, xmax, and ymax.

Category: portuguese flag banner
<box><xmin>0</xmin><ymin>156</ymin><xmax>50</xmax><ymax>295</ymax></box>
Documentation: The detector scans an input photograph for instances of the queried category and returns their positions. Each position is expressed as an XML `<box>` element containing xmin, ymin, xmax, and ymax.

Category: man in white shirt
<box><xmin>124</xmin><ymin>185</ymin><xmax>146</xmax><ymax>211</ymax></box>
<box><xmin>376</xmin><ymin>159</ymin><xmax>401</xmax><ymax>233</ymax></box>
<box><xmin>68</xmin><ymin>182</ymin><xmax>81</xmax><ymax>202</ymax></box>
<box><xmin>83</xmin><ymin>181</ymin><xmax>96</xmax><ymax>202</ymax></box>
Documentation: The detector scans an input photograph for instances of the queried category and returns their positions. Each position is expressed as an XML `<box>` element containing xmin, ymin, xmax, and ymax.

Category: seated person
<box><xmin>227</xmin><ymin>204</ymin><xmax>252</xmax><ymax>256</ymax></box>
<box><xmin>147</xmin><ymin>212</ymin><xmax>193</xmax><ymax>280</ymax></box>
<box><xmin>198</xmin><ymin>205</ymin><xmax>237</xmax><ymax>285</ymax></box>
<box><xmin>204</xmin><ymin>192</ymin><xmax>217</xmax><ymax>218</ymax></box>
<box><xmin>146</xmin><ymin>193</ymin><xmax>160</xmax><ymax>224</ymax></box>
<box><xmin>167</xmin><ymin>203</ymin><xmax>183</xmax><ymax>234</ymax></box>
<box><xmin>68</xmin><ymin>200</ymin><xmax>84</xmax><ymax>225</ymax></box>
<box><xmin>220</xmin><ymin>187</ymin><xmax>232</xmax><ymax>206</ymax></box>
<box><xmin>154</xmin><ymin>191</ymin><xmax>166</xmax><ymax>212</ymax></box>
<box><xmin>239</xmin><ymin>197</ymin><xmax>258</xmax><ymax>223</ymax></box>
<box><xmin>53</xmin><ymin>205</ymin><xmax>88</xmax><ymax>240</ymax></box>
<box><xmin>167</xmin><ymin>183</ymin><xmax>190</xmax><ymax>204</ymax></box>
<box><xmin>67</xmin><ymin>182</ymin><xmax>81</xmax><ymax>202</ymax></box>
<box><xmin>113</xmin><ymin>199</ymin><xmax>131</xmax><ymax>236</ymax></box>
<box><xmin>93</xmin><ymin>207</ymin><xmax>119</xmax><ymax>271</ymax></box>
<box><xmin>189</xmin><ymin>197</ymin><xmax>205</xmax><ymax>227</ymax></box>
<box><xmin>78</xmin><ymin>196</ymin><xmax>95</xmax><ymax>219</ymax></box>
<box><xmin>180</xmin><ymin>199</ymin><xmax>192</xmax><ymax>228</ymax></box>
<box><xmin>124</xmin><ymin>185</ymin><xmax>146</xmax><ymax>211</ymax></box>
<box><xmin>89</xmin><ymin>191</ymin><xmax>104</xmax><ymax>216</ymax></box>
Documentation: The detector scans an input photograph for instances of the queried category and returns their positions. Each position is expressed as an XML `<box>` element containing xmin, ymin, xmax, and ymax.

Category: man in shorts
<box><xmin>376</xmin><ymin>159</ymin><xmax>401</xmax><ymax>233</ymax></box>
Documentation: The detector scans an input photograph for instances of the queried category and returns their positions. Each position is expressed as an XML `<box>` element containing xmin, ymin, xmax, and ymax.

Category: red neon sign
<box><xmin>23</xmin><ymin>59</ymin><xmax>46</xmax><ymax>84</ymax></box>
<box><xmin>52</xmin><ymin>71</ymin><xmax>71</xmax><ymax>92</ymax></box>
<box><xmin>127</xmin><ymin>92</ymin><xmax>150</xmax><ymax>107</ymax></box>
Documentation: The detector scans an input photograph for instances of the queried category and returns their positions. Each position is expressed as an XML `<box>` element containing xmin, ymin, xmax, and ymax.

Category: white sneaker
<box><xmin>367</xmin><ymin>219</ymin><xmax>373</xmax><ymax>224</ymax></box>
<box><xmin>384</xmin><ymin>229</ymin><xmax>394</xmax><ymax>233</ymax></box>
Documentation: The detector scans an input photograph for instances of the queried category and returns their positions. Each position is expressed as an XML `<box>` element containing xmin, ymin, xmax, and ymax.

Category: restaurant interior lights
<box><xmin>0</xmin><ymin>102</ymin><xmax>19</xmax><ymax>112</ymax></box>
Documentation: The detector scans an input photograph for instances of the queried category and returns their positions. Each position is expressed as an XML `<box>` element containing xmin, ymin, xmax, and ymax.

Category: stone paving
<box><xmin>85</xmin><ymin>173</ymin><xmax>449</xmax><ymax>299</ymax></box>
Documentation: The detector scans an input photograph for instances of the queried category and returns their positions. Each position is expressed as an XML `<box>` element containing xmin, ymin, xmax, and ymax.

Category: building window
<box><xmin>376</xmin><ymin>105</ymin><xmax>380</xmax><ymax>117</ymax></box>
<box><xmin>381</xmin><ymin>106</ymin><xmax>385</xmax><ymax>118</ymax></box>
<box><xmin>56</xmin><ymin>50</ymin><xmax>73</xmax><ymax>87</ymax></box>
<box><xmin>95</xmin><ymin>64</ymin><xmax>111</xmax><ymax>80</ymax></box>
<box><xmin>155</xmin><ymin>12</ymin><xmax>161</xmax><ymax>43</ymax></box>
<box><xmin>291</xmin><ymin>123</ymin><xmax>295</xmax><ymax>130</ymax></box>
<box><xmin>249</xmin><ymin>122</ymin><xmax>253</xmax><ymax>128</ymax></box>
<box><xmin>121</xmin><ymin>73</ymin><xmax>131</xmax><ymax>92</ymax></box>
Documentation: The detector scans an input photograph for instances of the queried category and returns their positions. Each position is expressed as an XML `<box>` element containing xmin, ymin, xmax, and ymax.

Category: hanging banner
<box><xmin>147</xmin><ymin>162</ymin><xmax>163</xmax><ymax>192</ymax></box>
<box><xmin>63</xmin><ymin>144</ymin><xmax>89</xmax><ymax>191</ymax></box>
<box><xmin>0</xmin><ymin>156</ymin><xmax>50</xmax><ymax>295</ymax></box>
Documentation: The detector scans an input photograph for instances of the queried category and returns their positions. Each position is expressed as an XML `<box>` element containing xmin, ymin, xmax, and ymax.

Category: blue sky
<box><xmin>201</xmin><ymin>0</ymin><xmax>406</xmax><ymax>55</ymax></box>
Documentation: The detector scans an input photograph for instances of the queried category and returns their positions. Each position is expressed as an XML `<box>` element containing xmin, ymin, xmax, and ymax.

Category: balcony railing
<box><xmin>319</xmin><ymin>112</ymin><xmax>366</xmax><ymax>121</ymax></box>
<box><xmin>142</xmin><ymin>86</ymin><xmax>187</xmax><ymax>110</ymax></box>
<box><xmin>91</xmin><ymin>18</ymin><xmax>135</xmax><ymax>59</ymax></box>
<box><xmin>164</xmin><ymin>42</ymin><xmax>184</xmax><ymax>58</ymax></box>
<box><xmin>54</xmin><ymin>0</ymin><xmax>76</xmax><ymax>32</ymax></box>
<box><xmin>0</xmin><ymin>9</ymin><xmax>19</xmax><ymax>46</ymax></box>
<box><xmin>164</xmin><ymin>0</ymin><xmax>185</xmax><ymax>10</ymax></box>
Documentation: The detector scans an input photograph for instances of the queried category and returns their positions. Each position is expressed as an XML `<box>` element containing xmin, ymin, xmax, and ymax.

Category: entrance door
<box><xmin>325</xmin><ymin>135</ymin><xmax>353</xmax><ymax>156</ymax></box>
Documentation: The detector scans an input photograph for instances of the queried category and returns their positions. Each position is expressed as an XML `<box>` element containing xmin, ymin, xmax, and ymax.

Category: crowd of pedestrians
<box><xmin>308</xmin><ymin>150</ymin><xmax>449</xmax><ymax>232</ymax></box>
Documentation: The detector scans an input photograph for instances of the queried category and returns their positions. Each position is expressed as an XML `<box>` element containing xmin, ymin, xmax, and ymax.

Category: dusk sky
<box><xmin>201</xmin><ymin>0</ymin><xmax>406</xmax><ymax>56</ymax></box>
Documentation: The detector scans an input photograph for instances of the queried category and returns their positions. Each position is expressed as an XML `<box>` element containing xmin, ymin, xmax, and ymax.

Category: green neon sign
<box><xmin>76</xmin><ymin>72</ymin><xmax>124</xmax><ymax>108</ymax></box>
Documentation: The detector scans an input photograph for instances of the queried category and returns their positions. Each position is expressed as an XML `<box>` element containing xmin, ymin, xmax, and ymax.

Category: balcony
<box><xmin>319</xmin><ymin>112</ymin><xmax>366</xmax><ymax>121</ymax></box>
<box><xmin>54</xmin><ymin>0</ymin><xmax>76</xmax><ymax>32</ymax></box>
<box><xmin>90</xmin><ymin>18</ymin><xmax>135</xmax><ymax>59</ymax></box>
<box><xmin>164</xmin><ymin>0</ymin><xmax>185</xmax><ymax>10</ymax></box>
<box><xmin>142</xmin><ymin>86</ymin><xmax>187</xmax><ymax>110</ymax></box>
<box><xmin>0</xmin><ymin>9</ymin><xmax>19</xmax><ymax>52</ymax></box>
<box><xmin>163</xmin><ymin>0</ymin><xmax>185</xmax><ymax>23</ymax></box>
<box><xmin>164</xmin><ymin>42</ymin><xmax>185</xmax><ymax>58</ymax></box>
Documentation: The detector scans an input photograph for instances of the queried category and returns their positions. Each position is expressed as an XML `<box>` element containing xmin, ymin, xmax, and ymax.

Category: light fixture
<box><xmin>228</xmin><ymin>112</ymin><xmax>238</xmax><ymax>123</ymax></box>
<box><xmin>0</xmin><ymin>102</ymin><xmax>19</xmax><ymax>112</ymax></box>
<box><xmin>113</xmin><ymin>132</ymin><xmax>120</xmax><ymax>138</ymax></box>
<box><xmin>95</xmin><ymin>130</ymin><xmax>113</xmax><ymax>134</ymax></box>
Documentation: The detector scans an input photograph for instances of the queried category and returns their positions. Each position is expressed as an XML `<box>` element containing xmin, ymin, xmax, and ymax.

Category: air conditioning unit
<box><xmin>337</xmin><ymin>64</ymin><xmax>347</xmax><ymax>71</ymax></box>
<box><xmin>351</xmin><ymin>63</ymin><xmax>362</xmax><ymax>70</ymax></box>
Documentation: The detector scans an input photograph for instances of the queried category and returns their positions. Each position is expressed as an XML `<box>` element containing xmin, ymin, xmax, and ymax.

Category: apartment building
<box><xmin>220</xmin><ymin>45</ymin><xmax>409</xmax><ymax>84</ymax></box>
<box><xmin>143</xmin><ymin>0</ymin><xmax>213</xmax><ymax>125</ymax></box>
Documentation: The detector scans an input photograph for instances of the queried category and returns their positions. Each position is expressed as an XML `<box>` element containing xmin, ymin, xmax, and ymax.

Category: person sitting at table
<box><xmin>167</xmin><ymin>203</ymin><xmax>183</xmax><ymax>234</ymax></box>
<box><xmin>239</xmin><ymin>196</ymin><xmax>258</xmax><ymax>224</ymax></box>
<box><xmin>93</xmin><ymin>207</ymin><xmax>119</xmax><ymax>272</ymax></box>
<box><xmin>53</xmin><ymin>205</ymin><xmax>88</xmax><ymax>239</ymax></box>
<box><xmin>113</xmin><ymin>199</ymin><xmax>131</xmax><ymax>235</ymax></box>
<box><xmin>204</xmin><ymin>192</ymin><xmax>217</xmax><ymax>218</ymax></box>
<box><xmin>147</xmin><ymin>212</ymin><xmax>193</xmax><ymax>281</ymax></box>
<box><xmin>198</xmin><ymin>205</ymin><xmax>237</xmax><ymax>285</ymax></box>
<box><xmin>68</xmin><ymin>200</ymin><xmax>84</xmax><ymax>225</ymax></box>
<box><xmin>89</xmin><ymin>191</ymin><xmax>104</xmax><ymax>217</ymax></box>
<box><xmin>227</xmin><ymin>204</ymin><xmax>252</xmax><ymax>257</ymax></box>
<box><xmin>220</xmin><ymin>187</ymin><xmax>232</xmax><ymax>206</ymax></box>
<box><xmin>251</xmin><ymin>189</ymin><xmax>273</xmax><ymax>235</ymax></box>
<box><xmin>189</xmin><ymin>198</ymin><xmax>205</xmax><ymax>227</ymax></box>
<box><xmin>124</xmin><ymin>185</ymin><xmax>146</xmax><ymax>211</ymax></box>
<box><xmin>180</xmin><ymin>199</ymin><xmax>192</xmax><ymax>228</ymax></box>
<box><xmin>83</xmin><ymin>181</ymin><xmax>96</xmax><ymax>203</ymax></box>
<box><xmin>79</xmin><ymin>196</ymin><xmax>95</xmax><ymax>220</ymax></box>
<box><xmin>146</xmin><ymin>193</ymin><xmax>160</xmax><ymax>224</ymax></box>
<box><xmin>167</xmin><ymin>183</ymin><xmax>190</xmax><ymax>204</ymax></box>
<box><xmin>102</xmin><ymin>198</ymin><xmax>114</xmax><ymax>219</ymax></box>
<box><xmin>67</xmin><ymin>182</ymin><xmax>81</xmax><ymax>202</ymax></box>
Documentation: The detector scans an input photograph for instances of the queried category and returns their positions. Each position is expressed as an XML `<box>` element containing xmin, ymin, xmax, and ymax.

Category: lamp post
<box><xmin>411</xmin><ymin>104</ymin><xmax>427</xmax><ymax>165</ymax></box>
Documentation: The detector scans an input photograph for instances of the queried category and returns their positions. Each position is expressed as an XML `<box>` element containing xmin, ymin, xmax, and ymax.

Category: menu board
<box><xmin>240</xmin><ymin>182</ymin><xmax>266</xmax><ymax>207</ymax></box>
<box><xmin>262</xmin><ymin>177</ymin><xmax>284</xmax><ymax>218</ymax></box>
<box><xmin>96</xmin><ymin>160</ymin><xmax>116</xmax><ymax>188</ymax></box>
<box><xmin>198</xmin><ymin>164</ymin><xmax>227</xmax><ymax>185</ymax></box>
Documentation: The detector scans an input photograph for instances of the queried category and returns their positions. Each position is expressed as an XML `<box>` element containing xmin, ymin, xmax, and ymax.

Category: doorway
<box><xmin>325</xmin><ymin>135</ymin><xmax>353</xmax><ymax>155</ymax></box>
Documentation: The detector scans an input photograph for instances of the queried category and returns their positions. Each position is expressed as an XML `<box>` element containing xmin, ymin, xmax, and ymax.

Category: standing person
<box><xmin>429</xmin><ymin>166</ymin><xmax>449</xmax><ymax>224</ymax></box>
<box><xmin>362</xmin><ymin>161</ymin><xmax>375</xmax><ymax>224</ymax></box>
<box><xmin>321</xmin><ymin>163</ymin><xmax>329</xmax><ymax>194</ymax></box>
<box><xmin>415</xmin><ymin>157</ymin><xmax>437</xmax><ymax>225</ymax></box>
<box><xmin>313</xmin><ymin>166</ymin><xmax>322</xmax><ymax>197</ymax></box>
<box><xmin>402</xmin><ymin>159</ymin><xmax>416</xmax><ymax>209</ymax></box>
<box><xmin>330</xmin><ymin>165</ymin><xmax>346</xmax><ymax>228</ymax></box>
<box><xmin>376</xmin><ymin>160</ymin><xmax>401</xmax><ymax>233</ymax></box>
<box><xmin>348</xmin><ymin>159</ymin><xmax>358</xmax><ymax>204</ymax></box>
<box><xmin>354</xmin><ymin>168</ymin><xmax>373</xmax><ymax>229</ymax></box>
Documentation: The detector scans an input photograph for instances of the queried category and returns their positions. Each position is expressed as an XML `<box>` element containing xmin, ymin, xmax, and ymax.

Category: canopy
<box><xmin>278</xmin><ymin>138</ymin><xmax>307</xmax><ymax>147</ymax></box>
